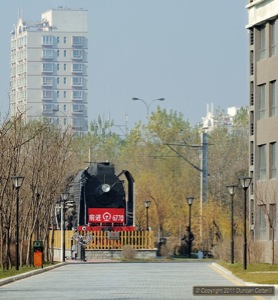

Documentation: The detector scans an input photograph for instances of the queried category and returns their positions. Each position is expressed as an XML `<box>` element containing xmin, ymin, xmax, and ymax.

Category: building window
<box><xmin>270</xmin><ymin>21</ymin><xmax>276</xmax><ymax>57</ymax></box>
<box><xmin>72</xmin><ymin>77</ymin><xmax>83</xmax><ymax>86</ymax></box>
<box><xmin>42</xmin><ymin>63</ymin><xmax>53</xmax><ymax>72</ymax></box>
<box><xmin>250</xmin><ymin>51</ymin><xmax>254</xmax><ymax>75</ymax></box>
<box><xmin>42</xmin><ymin>90</ymin><xmax>53</xmax><ymax>99</ymax></box>
<box><xmin>72</xmin><ymin>36</ymin><xmax>84</xmax><ymax>46</ymax></box>
<box><xmin>57</xmin><ymin>64</ymin><xmax>60</xmax><ymax>71</ymax></box>
<box><xmin>72</xmin><ymin>50</ymin><xmax>83</xmax><ymax>59</ymax></box>
<box><xmin>250</xmin><ymin>28</ymin><xmax>254</xmax><ymax>45</ymax></box>
<box><xmin>250</xmin><ymin>81</ymin><xmax>254</xmax><ymax>105</ymax></box>
<box><xmin>57</xmin><ymin>77</ymin><xmax>60</xmax><ymax>84</ymax></box>
<box><xmin>259</xmin><ymin>144</ymin><xmax>266</xmax><ymax>180</ymax></box>
<box><xmin>259</xmin><ymin>25</ymin><xmax>266</xmax><ymax>60</ymax></box>
<box><xmin>72</xmin><ymin>63</ymin><xmax>83</xmax><ymax>73</ymax></box>
<box><xmin>63</xmin><ymin>104</ymin><xmax>67</xmax><ymax>111</ymax></box>
<box><xmin>64</xmin><ymin>36</ymin><xmax>67</xmax><ymax>43</ymax></box>
<box><xmin>64</xmin><ymin>77</ymin><xmax>67</xmax><ymax>84</ymax></box>
<box><xmin>259</xmin><ymin>84</ymin><xmax>266</xmax><ymax>119</ymax></box>
<box><xmin>73</xmin><ymin>118</ymin><xmax>81</xmax><ymax>127</ymax></box>
<box><xmin>64</xmin><ymin>50</ymin><xmax>67</xmax><ymax>57</ymax></box>
<box><xmin>42</xmin><ymin>50</ymin><xmax>53</xmax><ymax>59</ymax></box>
<box><xmin>270</xmin><ymin>142</ymin><xmax>276</xmax><ymax>179</ymax></box>
<box><xmin>57</xmin><ymin>91</ymin><xmax>60</xmax><ymax>98</ymax></box>
<box><xmin>43</xmin><ymin>104</ymin><xmax>52</xmax><ymax>111</ymax></box>
<box><xmin>57</xmin><ymin>37</ymin><xmax>60</xmax><ymax>44</ymax></box>
<box><xmin>53</xmin><ymin>104</ymin><xmax>59</xmax><ymax>111</ymax></box>
<box><xmin>64</xmin><ymin>64</ymin><xmax>67</xmax><ymax>71</ymax></box>
<box><xmin>64</xmin><ymin>118</ymin><xmax>67</xmax><ymax>126</ymax></box>
<box><xmin>42</xmin><ymin>36</ymin><xmax>53</xmax><ymax>46</ymax></box>
<box><xmin>270</xmin><ymin>204</ymin><xmax>276</xmax><ymax>240</ymax></box>
<box><xmin>73</xmin><ymin>104</ymin><xmax>83</xmax><ymax>112</ymax></box>
<box><xmin>72</xmin><ymin>91</ymin><xmax>82</xmax><ymax>99</ymax></box>
<box><xmin>270</xmin><ymin>81</ymin><xmax>276</xmax><ymax>117</ymax></box>
<box><xmin>57</xmin><ymin>50</ymin><xmax>60</xmax><ymax>57</ymax></box>
<box><xmin>42</xmin><ymin>77</ymin><xmax>53</xmax><ymax>86</ymax></box>
<box><xmin>64</xmin><ymin>91</ymin><xmax>67</xmax><ymax>98</ymax></box>
<box><xmin>258</xmin><ymin>205</ymin><xmax>266</xmax><ymax>240</ymax></box>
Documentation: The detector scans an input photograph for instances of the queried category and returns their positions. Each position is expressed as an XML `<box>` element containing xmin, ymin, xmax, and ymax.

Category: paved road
<box><xmin>0</xmin><ymin>261</ymin><xmax>275</xmax><ymax>300</ymax></box>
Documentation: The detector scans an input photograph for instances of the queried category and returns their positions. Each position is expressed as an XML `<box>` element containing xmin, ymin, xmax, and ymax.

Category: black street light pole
<box><xmin>239</xmin><ymin>176</ymin><xmax>252</xmax><ymax>270</ymax></box>
<box><xmin>186</xmin><ymin>196</ymin><xmax>194</xmax><ymax>257</ymax></box>
<box><xmin>61</xmin><ymin>192</ymin><xmax>69</xmax><ymax>262</ymax></box>
<box><xmin>144</xmin><ymin>200</ymin><xmax>151</xmax><ymax>231</ymax></box>
<box><xmin>35</xmin><ymin>186</ymin><xmax>41</xmax><ymax>241</ymax></box>
<box><xmin>226</xmin><ymin>184</ymin><xmax>238</xmax><ymax>264</ymax></box>
<box><xmin>132</xmin><ymin>97</ymin><xmax>165</xmax><ymax>115</ymax></box>
<box><xmin>11</xmin><ymin>175</ymin><xmax>25</xmax><ymax>271</ymax></box>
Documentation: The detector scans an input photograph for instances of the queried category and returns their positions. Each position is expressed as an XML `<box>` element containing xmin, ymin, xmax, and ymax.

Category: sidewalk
<box><xmin>0</xmin><ymin>262</ymin><xmax>66</xmax><ymax>287</ymax></box>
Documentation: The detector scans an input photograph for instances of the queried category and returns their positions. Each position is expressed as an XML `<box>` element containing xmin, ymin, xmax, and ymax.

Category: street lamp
<box><xmin>61</xmin><ymin>192</ymin><xmax>69</xmax><ymax>262</ymax></box>
<box><xmin>11</xmin><ymin>175</ymin><xmax>25</xmax><ymax>270</ymax></box>
<box><xmin>144</xmin><ymin>200</ymin><xmax>151</xmax><ymax>231</ymax></box>
<box><xmin>238</xmin><ymin>176</ymin><xmax>252</xmax><ymax>270</ymax></box>
<box><xmin>226</xmin><ymin>184</ymin><xmax>238</xmax><ymax>264</ymax></box>
<box><xmin>186</xmin><ymin>196</ymin><xmax>194</xmax><ymax>257</ymax></box>
<box><xmin>132</xmin><ymin>97</ymin><xmax>165</xmax><ymax>115</ymax></box>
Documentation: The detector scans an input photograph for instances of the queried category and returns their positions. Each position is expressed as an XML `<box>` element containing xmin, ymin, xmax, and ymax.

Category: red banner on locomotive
<box><xmin>88</xmin><ymin>208</ymin><xmax>125</xmax><ymax>224</ymax></box>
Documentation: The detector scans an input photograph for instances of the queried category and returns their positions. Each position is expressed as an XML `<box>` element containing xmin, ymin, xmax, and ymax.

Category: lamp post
<box><xmin>132</xmin><ymin>97</ymin><xmax>165</xmax><ymax>115</ymax></box>
<box><xmin>239</xmin><ymin>176</ymin><xmax>252</xmax><ymax>270</ymax></box>
<box><xmin>226</xmin><ymin>184</ymin><xmax>238</xmax><ymax>264</ymax></box>
<box><xmin>61</xmin><ymin>192</ymin><xmax>69</xmax><ymax>262</ymax></box>
<box><xmin>186</xmin><ymin>196</ymin><xmax>194</xmax><ymax>257</ymax></box>
<box><xmin>35</xmin><ymin>186</ymin><xmax>41</xmax><ymax>240</ymax></box>
<box><xmin>144</xmin><ymin>200</ymin><xmax>151</xmax><ymax>231</ymax></box>
<box><xmin>11</xmin><ymin>175</ymin><xmax>25</xmax><ymax>270</ymax></box>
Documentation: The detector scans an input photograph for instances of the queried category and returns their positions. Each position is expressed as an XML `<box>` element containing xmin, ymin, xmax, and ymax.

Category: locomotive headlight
<box><xmin>101</xmin><ymin>184</ymin><xmax>111</xmax><ymax>193</ymax></box>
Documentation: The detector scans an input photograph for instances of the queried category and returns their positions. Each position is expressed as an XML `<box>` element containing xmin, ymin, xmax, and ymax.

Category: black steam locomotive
<box><xmin>64</xmin><ymin>162</ymin><xmax>135</xmax><ymax>231</ymax></box>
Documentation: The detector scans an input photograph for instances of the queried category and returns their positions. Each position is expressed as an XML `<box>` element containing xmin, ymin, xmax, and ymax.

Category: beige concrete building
<box><xmin>9</xmin><ymin>7</ymin><xmax>88</xmax><ymax>135</ymax></box>
<box><xmin>247</xmin><ymin>0</ymin><xmax>278</xmax><ymax>262</ymax></box>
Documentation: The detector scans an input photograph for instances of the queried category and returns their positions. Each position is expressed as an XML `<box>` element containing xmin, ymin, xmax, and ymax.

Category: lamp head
<box><xmin>144</xmin><ymin>200</ymin><xmax>151</xmax><ymax>208</ymax></box>
<box><xmin>186</xmin><ymin>196</ymin><xmax>194</xmax><ymax>206</ymax></box>
<box><xmin>226</xmin><ymin>184</ymin><xmax>238</xmax><ymax>196</ymax></box>
<box><xmin>11</xmin><ymin>175</ymin><xmax>24</xmax><ymax>189</ymax></box>
<box><xmin>238</xmin><ymin>176</ymin><xmax>252</xmax><ymax>190</ymax></box>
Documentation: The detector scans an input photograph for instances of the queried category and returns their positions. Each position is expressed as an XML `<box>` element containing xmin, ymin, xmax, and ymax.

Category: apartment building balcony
<box><xmin>72</xmin><ymin>50</ymin><xmax>83</xmax><ymax>60</ymax></box>
<box><xmin>72</xmin><ymin>64</ymin><xmax>83</xmax><ymax>74</ymax></box>
<box><xmin>42</xmin><ymin>109</ymin><xmax>54</xmax><ymax>115</ymax></box>
<box><xmin>72</xmin><ymin>36</ymin><xmax>84</xmax><ymax>48</ymax></box>
<box><xmin>72</xmin><ymin>78</ymin><xmax>83</xmax><ymax>87</ymax></box>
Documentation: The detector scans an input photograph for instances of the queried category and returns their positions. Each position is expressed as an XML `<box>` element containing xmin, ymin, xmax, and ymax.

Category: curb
<box><xmin>211</xmin><ymin>263</ymin><xmax>246</xmax><ymax>285</ymax></box>
<box><xmin>0</xmin><ymin>262</ymin><xmax>67</xmax><ymax>287</ymax></box>
<box><xmin>212</xmin><ymin>263</ymin><xmax>278</xmax><ymax>300</ymax></box>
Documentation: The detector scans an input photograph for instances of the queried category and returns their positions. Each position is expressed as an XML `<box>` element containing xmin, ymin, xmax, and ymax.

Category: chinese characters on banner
<box><xmin>88</xmin><ymin>208</ymin><xmax>125</xmax><ymax>224</ymax></box>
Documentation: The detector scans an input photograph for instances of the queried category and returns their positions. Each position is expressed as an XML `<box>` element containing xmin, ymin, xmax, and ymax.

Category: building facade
<box><xmin>247</xmin><ymin>0</ymin><xmax>278</xmax><ymax>262</ymax></box>
<box><xmin>9</xmin><ymin>7</ymin><xmax>88</xmax><ymax>135</ymax></box>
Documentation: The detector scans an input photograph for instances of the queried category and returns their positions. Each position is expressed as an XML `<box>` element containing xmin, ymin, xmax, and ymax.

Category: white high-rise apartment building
<box><xmin>9</xmin><ymin>7</ymin><xmax>88</xmax><ymax>135</ymax></box>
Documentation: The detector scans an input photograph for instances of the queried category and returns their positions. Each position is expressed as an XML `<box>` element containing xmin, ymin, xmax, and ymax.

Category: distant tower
<box><xmin>9</xmin><ymin>7</ymin><xmax>89</xmax><ymax>135</ymax></box>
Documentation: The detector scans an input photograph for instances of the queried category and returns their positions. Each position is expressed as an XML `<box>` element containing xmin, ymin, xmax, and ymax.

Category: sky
<box><xmin>1</xmin><ymin>0</ymin><xmax>248</xmax><ymax>132</ymax></box>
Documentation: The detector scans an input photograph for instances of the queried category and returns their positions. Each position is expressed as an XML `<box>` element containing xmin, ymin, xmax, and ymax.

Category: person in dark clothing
<box><xmin>182</xmin><ymin>226</ymin><xmax>195</xmax><ymax>257</ymax></box>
